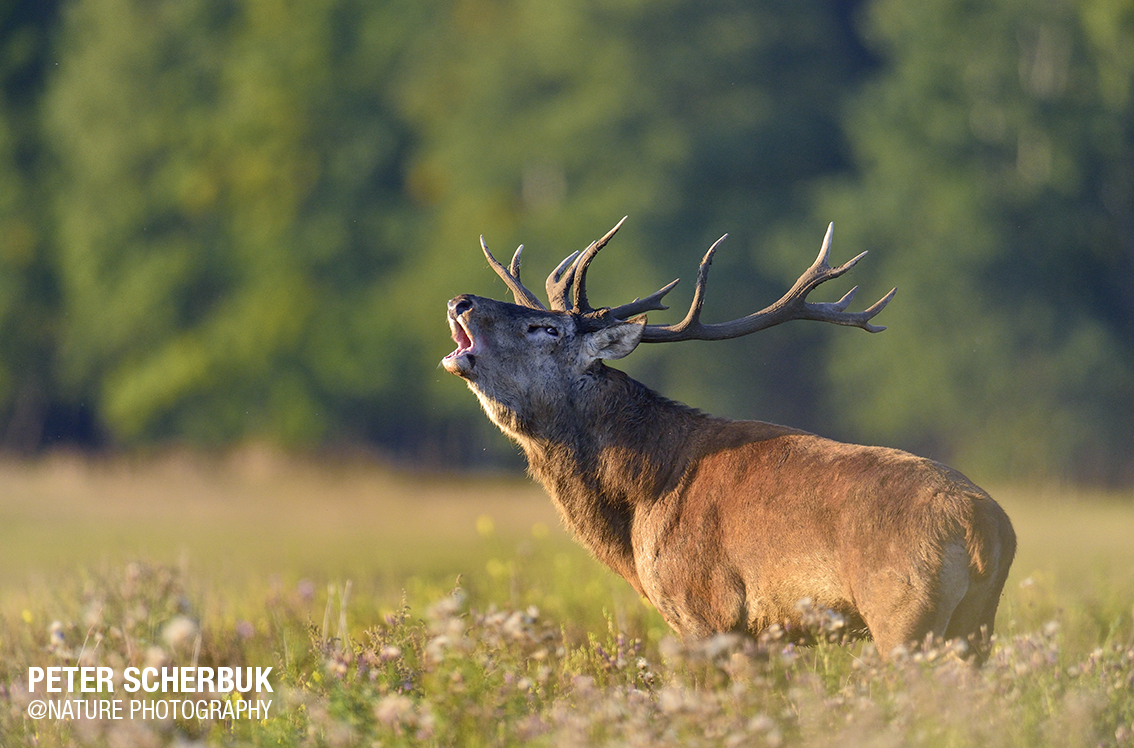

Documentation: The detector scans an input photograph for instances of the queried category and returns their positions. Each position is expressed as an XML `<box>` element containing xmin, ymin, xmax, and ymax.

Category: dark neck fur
<box><xmin>504</xmin><ymin>365</ymin><xmax>712</xmax><ymax>586</ymax></box>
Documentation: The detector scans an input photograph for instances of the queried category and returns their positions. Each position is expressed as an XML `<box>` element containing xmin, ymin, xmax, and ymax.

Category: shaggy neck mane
<box><xmin>502</xmin><ymin>365</ymin><xmax>710</xmax><ymax>588</ymax></box>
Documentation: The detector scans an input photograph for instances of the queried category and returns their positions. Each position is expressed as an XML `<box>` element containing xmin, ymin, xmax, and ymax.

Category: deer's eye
<box><xmin>528</xmin><ymin>324</ymin><xmax>559</xmax><ymax>338</ymax></box>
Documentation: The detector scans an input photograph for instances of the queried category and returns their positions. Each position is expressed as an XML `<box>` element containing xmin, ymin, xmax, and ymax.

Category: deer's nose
<box><xmin>449</xmin><ymin>296</ymin><xmax>474</xmax><ymax>316</ymax></box>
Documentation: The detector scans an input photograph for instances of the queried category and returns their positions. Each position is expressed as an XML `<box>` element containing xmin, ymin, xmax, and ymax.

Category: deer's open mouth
<box><xmin>449</xmin><ymin>316</ymin><xmax>475</xmax><ymax>355</ymax></box>
<box><xmin>442</xmin><ymin>316</ymin><xmax>477</xmax><ymax>375</ymax></box>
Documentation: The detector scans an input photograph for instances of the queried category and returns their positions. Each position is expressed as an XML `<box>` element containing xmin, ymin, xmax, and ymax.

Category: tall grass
<box><xmin>0</xmin><ymin>455</ymin><xmax>1131</xmax><ymax>746</ymax></box>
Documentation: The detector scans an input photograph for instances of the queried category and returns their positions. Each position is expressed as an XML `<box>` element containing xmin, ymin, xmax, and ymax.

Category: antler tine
<box><xmin>639</xmin><ymin>224</ymin><xmax>895</xmax><ymax>343</ymax></box>
<box><xmin>549</xmin><ymin>216</ymin><xmax>680</xmax><ymax>318</ymax></box>
<box><xmin>546</xmin><ymin>250</ymin><xmax>580</xmax><ymax>311</ymax></box>
<box><xmin>816</xmin><ymin>221</ymin><xmax>834</xmax><ymax>267</ymax></box>
<box><xmin>685</xmin><ymin>234</ymin><xmax>727</xmax><ymax>324</ymax></box>
<box><xmin>608</xmin><ymin>278</ymin><xmax>680</xmax><ymax>319</ymax></box>
<box><xmin>806</xmin><ymin>223</ymin><xmax>868</xmax><ymax>281</ymax></box>
<box><xmin>813</xmin><ymin>286</ymin><xmax>897</xmax><ymax>333</ymax></box>
<box><xmin>481</xmin><ymin>235</ymin><xmax>546</xmax><ymax>310</ymax></box>
<box><xmin>572</xmin><ymin>216</ymin><xmax>628</xmax><ymax>313</ymax></box>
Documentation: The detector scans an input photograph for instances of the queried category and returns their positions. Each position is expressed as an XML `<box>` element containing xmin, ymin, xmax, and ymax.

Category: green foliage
<box><xmin>0</xmin><ymin>0</ymin><xmax>60</xmax><ymax>449</ymax></box>
<box><xmin>392</xmin><ymin>0</ymin><xmax>873</xmax><ymax>443</ymax></box>
<box><xmin>43</xmin><ymin>0</ymin><xmax>428</xmax><ymax>445</ymax></box>
<box><xmin>815</xmin><ymin>0</ymin><xmax>1134</xmax><ymax>481</ymax></box>
<box><xmin>0</xmin><ymin>0</ymin><xmax>1130</xmax><ymax>479</ymax></box>
<box><xmin>24</xmin><ymin>0</ymin><xmax>879</xmax><ymax>459</ymax></box>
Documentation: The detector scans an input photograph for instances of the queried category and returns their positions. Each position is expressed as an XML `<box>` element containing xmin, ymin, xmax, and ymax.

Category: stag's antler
<box><xmin>634</xmin><ymin>223</ymin><xmax>896</xmax><ymax>342</ymax></box>
<box><xmin>482</xmin><ymin>219</ymin><xmax>894</xmax><ymax>338</ymax></box>
<box><xmin>543</xmin><ymin>216</ymin><xmax>678</xmax><ymax>317</ymax></box>
<box><xmin>486</xmin><ymin>216</ymin><xmax>676</xmax><ymax>316</ymax></box>
<box><xmin>480</xmin><ymin>237</ymin><xmax>546</xmax><ymax>310</ymax></box>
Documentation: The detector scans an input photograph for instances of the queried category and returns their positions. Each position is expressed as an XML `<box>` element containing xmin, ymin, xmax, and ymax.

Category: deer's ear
<box><xmin>584</xmin><ymin>317</ymin><xmax>646</xmax><ymax>361</ymax></box>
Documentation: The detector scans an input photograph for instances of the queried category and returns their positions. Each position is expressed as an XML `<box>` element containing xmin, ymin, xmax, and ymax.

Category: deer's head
<box><xmin>442</xmin><ymin>293</ymin><xmax>644</xmax><ymax>430</ymax></box>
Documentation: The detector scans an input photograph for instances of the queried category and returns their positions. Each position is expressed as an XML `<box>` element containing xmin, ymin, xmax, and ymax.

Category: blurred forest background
<box><xmin>0</xmin><ymin>0</ymin><xmax>1130</xmax><ymax>484</ymax></box>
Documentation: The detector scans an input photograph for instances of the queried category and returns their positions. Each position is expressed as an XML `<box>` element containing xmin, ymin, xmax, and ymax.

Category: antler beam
<box><xmin>636</xmin><ymin>223</ymin><xmax>896</xmax><ymax>342</ymax></box>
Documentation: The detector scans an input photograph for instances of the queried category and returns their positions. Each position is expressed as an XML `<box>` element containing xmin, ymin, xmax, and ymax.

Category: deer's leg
<box><xmin>856</xmin><ymin>572</ymin><xmax>929</xmax><ymax>658</ymax></box>
<box><xmin>943</xmin><ymin>579</ymin><xmax>996</xmax><ymax>663</ymax></box>
<box><xmin>859</xmin><ymin>542</ymin><xmax>971</xmax><ymax>658</ymax></box>
<box><xmin>944</xmin><ymin>556</ymin><xmax>1012</xmax><ymax>665</ymax></box>
<box><xmin>859</xmin><ymin>585</ymin><xmax>939</xmax><ymax>658</ymax></box>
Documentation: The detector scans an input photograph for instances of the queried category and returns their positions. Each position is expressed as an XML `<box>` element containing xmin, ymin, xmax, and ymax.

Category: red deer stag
<box><xmin>442</xmin><ymin>219</ymin><xmax>1016</xmax><ymax>662</ymax></box>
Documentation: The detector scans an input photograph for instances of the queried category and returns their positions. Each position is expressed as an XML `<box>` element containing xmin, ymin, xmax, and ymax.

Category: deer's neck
<box><xmin>503</xmin><ymin>366</ymin><xmax>710</xmax><ymax>587</ymax></box>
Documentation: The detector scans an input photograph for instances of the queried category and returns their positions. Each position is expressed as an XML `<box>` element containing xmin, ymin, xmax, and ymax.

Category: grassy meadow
<box><xmin>0</xmin><ymin>453</ymin><xmax>1132</xmax><ymax>747</ymax></box>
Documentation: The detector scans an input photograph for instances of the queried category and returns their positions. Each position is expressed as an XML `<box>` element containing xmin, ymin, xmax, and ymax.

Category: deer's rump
<box><xmin>631</xmin><ymin>427</ymin><xmax>1014</xmax><ymax>650</ymax></box>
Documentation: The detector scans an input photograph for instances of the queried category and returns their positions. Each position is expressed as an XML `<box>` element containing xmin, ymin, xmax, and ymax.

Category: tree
<box><xmin>397</xmin><ymin>0</ymin><xmax>874</xmax><ymax>455</ymax></box>
<box><xmin>816</xmin><ymin>0</ymin><xmax>1134</xmax><ymax>481</ymax></box>
<box><xmin>45</xmin><ymin>0</ymin><xmax>425</xmax><ymax>445</ymax></box>
<box><xmin>39</xmin><ymin>0</ymin><xmax>881</xmax><ymax>461</ymax></box>
<box><xmin>0</xmin><ymin>0</ymin><xmax>63</xmax><ymax>450</ymax></box>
